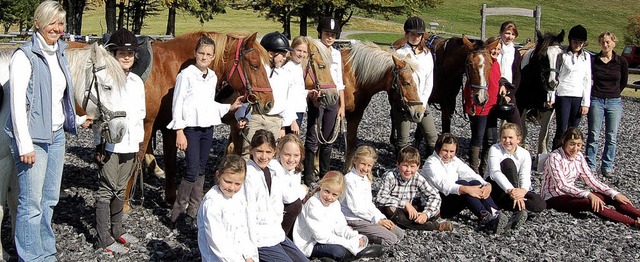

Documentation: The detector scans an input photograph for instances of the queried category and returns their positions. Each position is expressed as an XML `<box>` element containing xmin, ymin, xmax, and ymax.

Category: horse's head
<box><xmin>535</xmin><ymin>30</ymin><xmax>565</xmax><ymax>92</ymax></box>
<box><xmin>70</xmin><ymin>43</ymin><xmax>128</xmax><ymax>143</ymax></box>
<box><xmin>221</xmin><ymin>32</ymin><xmax>274</xmax><ymax>114</ymax></box>
<box><xmin>304</xmin><ymin>38</ymin><xmax>338</xmax><ymax>106</ymax></box>
<box><xmin>390</xmin><ymin>54</ymin><xmax>424</xmax><ymax>122</ymax></box>
<box><xmin>463</xmin><ymin>36</ymin><xmax>495</xmax><ymax>106</ymax></box>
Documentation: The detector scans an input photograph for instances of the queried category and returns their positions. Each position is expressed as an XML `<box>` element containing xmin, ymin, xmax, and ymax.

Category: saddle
<box><xmin>130</xmin><ymin>36</ymin><xmax>153</xmax><ymax>82</ymax></box>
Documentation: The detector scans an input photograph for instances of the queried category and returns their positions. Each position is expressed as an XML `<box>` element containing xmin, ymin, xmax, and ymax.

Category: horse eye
<box><xmin>250</xmin><ymin>64</ymin><xmax>259</xmax><ymax>70</ymax></box>
<box><xmin>318</xmin><ymin>64</ymin><xmax>326</xmax><ymax>69</ymax></box>
<box><xmin>403</xmin><ymin>82</ymin><xmax>411</xmax><ymax>86</ymax></box>
<box><xmin>102</xmin><ymin>85</ymin><xmax>112</xmax><ymax>90</ymax></box>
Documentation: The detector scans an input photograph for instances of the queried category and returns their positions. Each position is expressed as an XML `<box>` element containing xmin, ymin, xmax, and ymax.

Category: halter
<box><xmin>391</xmin><ymin>65</ymin><xmax>423</xmax><ymax>115</ymax></box>
<box><xmin>82</xmin><ymin>63</ymin><xmax>127</xmax><ymax>143</ymax></box>
<box><xmin>465</xmin><ymin>49</ymin><xmax>489</xmax><ymax>90</ymax></box>
<box><xmin>227</xmin><ymin>38</ymin><xmax>272</xmax><ymax>115</ymax></box>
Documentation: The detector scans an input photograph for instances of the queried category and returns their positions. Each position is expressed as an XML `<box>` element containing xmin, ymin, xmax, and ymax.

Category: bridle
<box><xmin>81</xmin><ymin>63</ymin><xmax>127</xmax><ymax>143</ymax></box>
<box><xmin>465</xmin><ymin>49</ymin><xmax>489</xmax><ymax>90</ymax></box>
<box><xmin>538</xmin><ymin>45</ymin><xmax>563</xmax><ymax>91</ymax></box>
<box><xmin>391</xmin><ymin>65</ymin><xmax>423</xmax><ymax>114</ymax></box>
<box><xmin>304</xmin><ymin>51</ymin><xmax>337</xmax><ymax>103</ymax></box>
<box><xmin>227</xmin><ymin>37</ymin><xmax>272</xmax><ymax>115</ymax></box>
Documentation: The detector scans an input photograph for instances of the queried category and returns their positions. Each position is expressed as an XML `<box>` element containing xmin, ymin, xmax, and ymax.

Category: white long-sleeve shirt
<box><xmin>395</xmin><ymin>43</ymin><xmax>434</xmax><ymax>107</ymax></box>
<box><xmin>103</xmin><ymin>73</ymin><xmax>146</xmax><ymax>153</ymax></box>
<box><xmin>498</xmin><ymin>42</ymin><xmax>516</xmax><ymax>84</ymax></box>
<box><xmin>243</xmin><ymin>159</ymin><xmax>286</xmax><ymax>248</ymax></box>
<box><xmin>235</xmin><ymin>65</ymin><xmax>296</xmax><ymax>127</ymax></box>
<box><xmin>484</xmin><ymin>144</ymin><xmax>532</xmax><ymax>192</ymax></box>
<box><xmin>166</xmin><ymin>65</ymin><xmax>230</xmax><ymax>130</ymax></box>
<box><xmin>341</xmin><ymin>168</ymin><xmax>387</xmax><ymax>223</ymax></box>
<box><xmin>293</xmin><ymin>192</ymin><xmax>366</xmax><ymax>257</ymax></box>
<box><xmin>329</xmin><ymin>46</ymin><xmax>345</xmax><ymax>91</ymax></box>
<box><xmin>279</xmin><ymin>165</ymin><xmax>307</xmax><ymax>204</ymax></box>
<box><xmin>197</xmin><ymin>186</ymin><xmax>259</xmax><ymax>262</ymax></box>
<box><xmin>9</xmin><ymin>32</ymin><xmax>67</xmax><ymax>155</ymax></box>
<box><xmin>283</xmin><ymin>60</ymin><xmax>308</xmax><ymax>113</ymax></box>
<box><xmin>553</xmin><ymin>50</ymin><xmax>592</xmax><ymax>106</ymax></box>
<box><xmin>421</xmin><ymin>152</ymin><xmax>488</xmax><ymax>196</ymax></box>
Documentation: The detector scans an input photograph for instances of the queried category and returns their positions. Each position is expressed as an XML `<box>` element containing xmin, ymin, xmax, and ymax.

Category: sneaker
<box><xmin>437</xmin><ymin>221</ymin><xmax>453</xmax><ymax>232</ymax></box>
<box><xmin>603</xmin><ymin>172</ymin><xmax>615</xmax><ymax>178</ymax></box>
<box><xmin>488</xmin><ymin>211</ymin><xmax>509</xmax><ymax>234</ymax></box>
<box><xmin>105</xmin><ymin>242</ymin><xmax>129</xmax><ymax>253</ymax></box>
<box><xmin>116</xmin><ymin>233</ymin><xmax>139</xmax><ymax>245</ymax></box>
<box><xmin>509</xmin><ymin>210</ymin><xmax>528</xmax><ymax>230</ymax></box>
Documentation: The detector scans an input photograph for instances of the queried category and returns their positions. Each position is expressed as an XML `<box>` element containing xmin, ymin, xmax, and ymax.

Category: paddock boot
<box><xmin>170</xmin><ymin>180</ymin><xmax>195</xmax><ymax>224</ymax></box>
<box><xmin>95</xmin><ymin>202</ymin><xmax>113</xmax><ymax>248</ymax></box>
<box><xmin>468</xmin><ymin>146</ymin><xmax>481</xmax><ymax>174</ymax></box>
<box><xmin>186</xmin><ymin>175</ymin><xmax>206</xmax><ymax>220</ymax></box>
<box><xmin>303</xmin><ymin>148</ymin><xmax>317</xmax><ymax>187</ymax></box>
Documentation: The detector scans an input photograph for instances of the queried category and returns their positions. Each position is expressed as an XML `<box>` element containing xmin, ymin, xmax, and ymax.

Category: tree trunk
<box><xmin>106</xmin><ymin>0</ymin><xmax>117</xmax><ymax>33</ymax></box>
<box><xmin>62</xmin><ymin>0</ymin><xmax>85</xmax><ymax>35</ymax></box>
<box><xmin>165</xmin><ymin>5</ymin><xmax>176</xmax><ymax>36</ymax></box>
<box><xmin>299</xmin><ymin>5</ymin><xmax>308</xmax><ymax>37</ymax></box>
<box><xmin>282</xmin><ymin>14</ymin><xmax>291</xmax><ymax>38</ymax></box>
<box><xmin>117</xmin><ymin>0</ymin><xmax>125</xmax><ymax>30</ymax></box>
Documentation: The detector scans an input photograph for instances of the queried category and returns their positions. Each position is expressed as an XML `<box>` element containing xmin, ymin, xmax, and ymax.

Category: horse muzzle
<box><xmin>405</xmin><ymin>103</ymin><xmax>425</xmax><ymax>123</ymax></box>
<box><xmin>472</xmin><ymin>89</ymin><xmax>489</xmax><ymax>106</ymax></box>
<box><xmin>320</xmin><ymin>90</ymin><xmax>339</xmax><ymax>107</ymax></box>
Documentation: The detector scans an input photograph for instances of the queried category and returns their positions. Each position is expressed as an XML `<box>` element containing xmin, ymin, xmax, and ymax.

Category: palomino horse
<box><xmin>130</xmin><ymin>32</ymin><xmax>273</xmax><ymax>206</ymax></box>
<box><xmin>342</xmin><ymin>41</ymin><xmax>423</xmax><ymax>170</ymax></box>
<box><xmin>429</xmin><ymin>35</ymin><xmax>477</xmax><ymax>134</ymax></box>
<box><xmin>0</xmin><ymin>43</ymin><xmax>127</xmax><ymax>256</ymax></box>
<box><xmin>303</xmin><ymin>37</ymin><xmax>338</xmax><ymax>108</ymax></box>
<box><xmin>517</xmin><ymin>30</ymin><xmax>565</xmax><ymax>154</ymax></box>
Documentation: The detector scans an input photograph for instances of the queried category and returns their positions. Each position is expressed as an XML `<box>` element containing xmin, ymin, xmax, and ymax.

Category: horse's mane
<box><xmin>66</xmin><ymin>44</ymin><xmax>127</xmax><ymax>94</ymax></box>
<box><xmin>347</xmin><ymin>41</ymin><xmax>416</xmax><ymax>86</ymax></box>
<box><xmin>307</xmin><ymin>37</ymin><xmax>333</xmax><ymax>66</ymax></box>
<box><xmin>0</xmin><ymin>49</ymin><xmax>12</xmax><ymax>85</ymax></box>
<box><xmin>534</xmin><ymin>32</ymin><xmax>562</xmax><ymax>57</ymax></box>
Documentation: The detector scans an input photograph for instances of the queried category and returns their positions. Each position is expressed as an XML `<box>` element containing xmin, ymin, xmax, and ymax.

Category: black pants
<box><xmin>488</xmin><ymin>159</ymin><xmax>546</xmax><ymax>212</ymax></box>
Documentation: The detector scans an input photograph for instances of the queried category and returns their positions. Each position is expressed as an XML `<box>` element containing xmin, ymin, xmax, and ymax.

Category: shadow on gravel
<box><xmin>146</xmin><ymin>238</ymin><xmax>198</xmax><ymax>261</ymax></box>
<box><xmin>53</xmin><ymin>195</ymin><xmax>97</xmax><ymax>247</ymax></box>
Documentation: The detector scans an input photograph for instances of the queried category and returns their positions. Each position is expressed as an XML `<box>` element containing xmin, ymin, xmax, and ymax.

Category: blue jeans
<box><xmin>311</xmin><ymin>243</ymin><xmax>348</xmax><ymax>261</ymax></box>
<box><xmin>586</xmin><ymin>97</ymin><xmax>623</xmax><ymax>173</ymax></box>
<box><xmin>257</xmin><ymin>238</ymin><xmax>308</xmax><ymax>262</ymax></box>
<box><xmin>11</xmin><ymin>129</ymin><xmax>66</xmax><ymax>262</ymax></box>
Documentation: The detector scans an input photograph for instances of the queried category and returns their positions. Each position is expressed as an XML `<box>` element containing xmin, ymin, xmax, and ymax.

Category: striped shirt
<box><xmin>375</xmin><ymin>168</ymin><xmax>441</xmax><ymax>219</ymax></box>
<box><xmin>541</xmin><ymin>148</ymin><xmax>618</xmax><ymax>200</ymax></box>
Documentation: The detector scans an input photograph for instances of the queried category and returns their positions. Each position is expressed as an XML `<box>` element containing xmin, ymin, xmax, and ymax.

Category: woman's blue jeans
<box><xmin>10</xmin><ymin>129</ymin><xmax>65</xmax><ymax>262</ymax></box>
<box><xmin>586</xmin><ymin>97</ymin><xmax>623</xmax><ymax>174</ymax></box>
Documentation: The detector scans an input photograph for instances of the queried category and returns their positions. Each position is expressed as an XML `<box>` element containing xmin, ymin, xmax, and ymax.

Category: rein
<box><xmin>392</xmin><ymin>65</ymin><xmax>422</xmax><ymax>117</ymax></box>
<box><xmin>305</xmin><ymin>51</ymin><xmax>342</xmax><ymax>145</ymax></box>
<box><xmin>227</xmin><ymin>38</ymin><xmax>272</xmax><ymax>115</ymax></box>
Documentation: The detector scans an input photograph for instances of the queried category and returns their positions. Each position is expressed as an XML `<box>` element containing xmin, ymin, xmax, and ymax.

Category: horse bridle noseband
<box><xmin>227</xmin><ymin>38</ymin><xmax>272</xmax><ymax>115</ymax></box>
<box><xmin>82</xmin><ymin>64</ymin><xmax>127</xmax><ymax>124</ymax></box>
<box><xmin>391</xmin><ymin>65</ymin><xmax>422</xmax><ymax>113</ymax></box>
<box><xmin>465</xmin><ymin>49</ymin><xmax>489</xmax><ymax>90</ymax></box>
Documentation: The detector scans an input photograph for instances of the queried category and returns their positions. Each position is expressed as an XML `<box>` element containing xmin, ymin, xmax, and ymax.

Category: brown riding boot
<box><xmin>186</xmin><ymin>175</ymin><xmax>205</xmax><ymax>219</ymax></box>
<box><xmin>468</xmin><ymin>146</ymin><xmax>481</xmax><ymax>174</ymax></box>
<box><xmin>170</xmin><ymin>180</ymin><xmax>195</xmax><ymax>223</ymax></box>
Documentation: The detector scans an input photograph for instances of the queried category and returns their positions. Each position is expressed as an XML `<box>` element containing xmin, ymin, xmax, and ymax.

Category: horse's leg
<box><xmin>441</xmin><ymin>103</ymin><xmax>453</xmax><ymax>134</ymax></box>
<box><xmin>144</xmin><ymin>133</ymin><xmax>165</xmax><ymax>179</ymax></box>
<box><xmin>538</xmin><ymin>109</ymin><xmax>555</xmax><ymax>154</ymax></box>
<box><xmin>344</xmin><ymin>109</ymin><xmax>365</xmax><ymax>173</ymax></box>
<box><xmin>161</xmin><ymin>128</ymin><xmax>178</xmax><ymax>205</ymax></box>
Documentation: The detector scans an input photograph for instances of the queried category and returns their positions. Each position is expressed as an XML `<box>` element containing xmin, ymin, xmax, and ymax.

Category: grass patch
<box><xmin>347</xmin><ymin>33</ymin><xmax>404</xmax><ymax>45</ymax></box>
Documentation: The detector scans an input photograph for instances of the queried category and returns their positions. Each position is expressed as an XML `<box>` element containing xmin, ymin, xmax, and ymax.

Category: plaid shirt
<box><xmin>375</xmin><ymin>168</ymin><xmax>441</xmax><ymax>219</ymax></box>
<box><xmin>542</xmin><ymin>149</ymin><xmax>618</xmax><ymax>200</ymax></box>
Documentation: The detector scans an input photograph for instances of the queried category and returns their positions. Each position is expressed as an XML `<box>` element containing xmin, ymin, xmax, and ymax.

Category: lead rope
<box><xmin>315</xmin><ymin>111</ymin><xmax>344</xmax><ymax>145</ymax></box>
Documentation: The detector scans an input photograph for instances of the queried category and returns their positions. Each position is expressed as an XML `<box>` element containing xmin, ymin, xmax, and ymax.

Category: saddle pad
<box><xmin>130</xmin><ymin>36</ymin><xmax>153</xmax><ymax>82</ymax></box>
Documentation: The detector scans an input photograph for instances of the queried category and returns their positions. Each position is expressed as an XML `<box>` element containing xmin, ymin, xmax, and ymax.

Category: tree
<box><xmin>0</xmin><ymin>0</ymin><xmax>38</xmax><ymax>33</ymax></box>
<box><xmin>105</xmin><ymin>0</ymin><xmax>117</xmax><ymax>33</ymax></box>
<box><xmin>62</xmin><ymin>0</ymin><xmax>86</xmax><ymax>35</ymax></box>
<box><xmin>162</xmin><ymin>0</ymin><xmax>227</xmax><ymax>36</ymax></box>
<box><xmin>625</xmin><ymin>14</ymin><xmax>640</xmax><ymax>45</ymax></box>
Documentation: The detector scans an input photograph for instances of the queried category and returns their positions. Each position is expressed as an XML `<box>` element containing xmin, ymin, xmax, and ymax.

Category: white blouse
<box><xmin>283</xmin><ymin>60</ymin><xmax>308</xmax><ymax>113</ymax></box>
<box><xmin>554</xmin><ymin>50</ymin><xmax>592</xmax><ymax>106</ymax></box>
<box><xmin>421</xmin><ymin>152</ymin><xmax>488</xmax><ymax>196</ymax></box>
<box><xmin>197</xmin><ymin>186</ymin><xmax>259</xmax><ymax>262</ymax></box>
<box><xmin>329</xmin><ymin>46</ymin><xmax>345</xmax><ymax>91</ymax></box>
<box><xmin>103</xmin><ymin>72</ymin><xmax>146</xmax><ymax>153</ymax></box>
<box><xmin>340</xmin><ymin>168</ymin><xmax>387</xmax><ymax>223</ymax></box>
<box><xmin>498</xmin><ymin>42</ymin><xmax>515</xmax><ymax>84</ymax></box>
<box><xmin>293</xmin><ymin>192</ymin><xmax>366</xmax><ymax>257</ymax></box>
<box><xmin>279</xmin><ymin>165</ymin><xmax>307</xmax><ymax>204</ymax></box>
<box><xmin>167</xmin><ymin>65</ymin><xmax>230</xmax><ymax>129</ymax></box>
<box><xmin>395</xmin><ymin>43</ymin><xmax>434</xmax><ymax>107</ymax></box>
<box><xmin>485</xmin><ymin>143</ymin><xmax>532</xmax><ymax>192</ymax></box>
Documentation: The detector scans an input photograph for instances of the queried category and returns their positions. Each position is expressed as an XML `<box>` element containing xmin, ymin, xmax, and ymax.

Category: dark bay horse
<box><xmin>130</xmin><ymin>32</ymin><xmax>274</xmax><ymax>205</ymax></box>
<box><xmin>342</xmin><ymin>41</ymin><xmax>423</xmax><ymax>169</ymax></box>
<box><xmin>517</xmin><ymin>30</ymin><xmax>565</xmax><ymax>154</ymax></box>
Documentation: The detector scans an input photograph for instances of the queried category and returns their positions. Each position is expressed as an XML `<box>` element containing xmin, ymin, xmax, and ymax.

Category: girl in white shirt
<box><xmin>551</xmin><ymin>25</ymin><xmax>592</xmax><ymax>149</ymax></box>
<box><xmin>283</xmin><ymin>36</ymin><xmax>310</xmax><ymax>134</ymax></box>
<box><xmin>485</xmin><ymin>123</ymin><xmax>546</xmax><ymax>229</ymax></box>
<box><xmin>293</xmin><ymin>171</ymin><xmax>383</xmax><ymax>261</ymax></box>
<box><xmin>341</xmin><ymin>146</ymin><xmax>405</xmax><ymax>246</ymax></box>
<box><xmin>277</xmin><ymin>134</ymin><xmax>308</xmax><ymax>237</ymax></box>
<box><xmin>243</xmin><ymin>129</ymin><xmax>307</xmax><ymax>262</ymax></box>
<box><xmin>198</xmin><ymin>155</ymin><xmax>258</xmax><ymax>262</ymax></box>
<box><xmin>167</xmin><ymin>36</ymin><xmax>242</xmax><ymax>227</ymax></box>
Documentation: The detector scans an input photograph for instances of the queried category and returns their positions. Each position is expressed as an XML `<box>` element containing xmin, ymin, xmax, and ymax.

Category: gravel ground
<box><xmin>2</xmin><ymin>92</ymin><xmax>640</xmax><ymax>261</ymax></box>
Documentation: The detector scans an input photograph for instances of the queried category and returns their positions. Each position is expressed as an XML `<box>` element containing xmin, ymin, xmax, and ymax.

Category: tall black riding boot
<box><xmin>303</xmin><ymin>148</ymin><xmax>317</xmax><ymax>187</ymax></box>
<box><xmin>318</xmin><ymin>144</ymin><xmax>332</xmax><ymax>179</ymax></box>
<box><xmin>468</xmin><ymin>146</ymin><xmax>481</xmax><ymax>174</ymax></box>
<box><xmin>110</xmin><ymin>198</ymin><xmax>126</xmax><ymax>239</ymax></box>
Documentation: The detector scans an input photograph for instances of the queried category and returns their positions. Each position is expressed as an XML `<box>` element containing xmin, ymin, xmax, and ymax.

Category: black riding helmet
<box><xmin>106</xmin><ymin>28</ymin><xmax>138</xmax><ymax>52</ymax></box>
<box><xmin>568</xmin><ymin>25</ymin><xmax>587</xmax><ymax>41</ymax></box>
<box><xmin>317</xmin><ymin>17</ymin><xmax>341</xmax><ymax>34</ymax></box>
<box><xmin>404</xmin><ymin>16</ymin><xmax>426</xmax><ymax>34</ymax></box>
<box><xmin>260</xmin><ymin>31</ymin><xmax>292</xmax><ymax>52</ymax></box>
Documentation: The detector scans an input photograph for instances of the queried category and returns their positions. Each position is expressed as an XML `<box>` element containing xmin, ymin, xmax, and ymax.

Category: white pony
<box><xmin>0</xmin><ymin>43</ymin><xmax>127</xmax><ymax>259</ymax></box>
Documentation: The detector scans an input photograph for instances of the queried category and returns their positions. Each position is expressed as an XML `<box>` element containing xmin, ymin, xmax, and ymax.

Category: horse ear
<box><xmin>557</xmin><ymin>30</ymin><xmax>565</xmax><ymax>43</ymax></box>
<box><xmin>487</xmin><ymin>39</ymin><xmax>500</xmax><ymax>51</ymax></box>
<box><xmin>391</xmin><ymin>55</ymin><xmax>405</xmax><ymax>69</ymax></box>
<box><xmin>392</xmin><ymin>36</ymin><xmax>407</xmax><ymax>50</ymax></box>
<box><xmin>245</xmin><ymin>32</ymin><xmax>258</xmax><ymax>47</ymax></box>
<box><xmin>536</xmin><ymin>30</ymin><xmax>543</xmax><ymax>42</ymax></box>
<box><xmin>462</xmin><ymin>35</ymin><xmax>474</xmax><ymax>50</ymax></box>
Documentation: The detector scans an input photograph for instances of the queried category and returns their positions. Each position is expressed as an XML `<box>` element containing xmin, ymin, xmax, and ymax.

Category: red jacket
<box><xmin>464</xmin><ymin>58</ymin><xmax>500</xmax><ymax>116</ymax></box>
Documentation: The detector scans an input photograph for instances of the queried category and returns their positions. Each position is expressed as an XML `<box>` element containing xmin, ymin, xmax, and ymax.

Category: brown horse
<box><xmin>303</xmin><ymin>37</ymin><xmax>338</xmax><ymax>106</ymax></box>
<box><xmin>129</xmin><ymin>32</ymin><xmax>273</xmax><ymax>206</ymax></box>
<box><xmin>462</xmin><ymin>36</ymin><xmax>499</xmax><ymax>109</ymax></box>
<box><xmin>342</xmin><ymin>41</ymin><xmax>423</xmax><ymax>170</ymax></box>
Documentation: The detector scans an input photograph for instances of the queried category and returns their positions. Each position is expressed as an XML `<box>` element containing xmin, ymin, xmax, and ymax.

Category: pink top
<box><xmin>541</xmin><ymin>148</ymin><xmax>618</xmax><ymax>200</ymax></box>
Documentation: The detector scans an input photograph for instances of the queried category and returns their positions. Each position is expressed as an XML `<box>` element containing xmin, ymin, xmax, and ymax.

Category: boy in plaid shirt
<box><xmin>375</xmin><ymin>146</ymin><xmax>452</xmax><ymax>231</ymax></box>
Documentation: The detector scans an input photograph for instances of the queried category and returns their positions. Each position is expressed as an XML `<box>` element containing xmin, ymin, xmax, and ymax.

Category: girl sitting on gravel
<box><xmin>542</xmin><ymin>127</ymin><xmax>640</xmax><ymax>228</ymax></box>
<box><xmin>293</xmin><ymin>171</ymin><xmax>384</xmax><ymax>261</ymax></box>
<box><xmin>484</xmin><ymin>123</ymin><xmax>546</xmax><ymax>229</ymax></box>
<box><xmin>421</xmin><ymin>134</ymin><xmax>509</xmax><ymax>234</ymax></box>
<box><xmin>375</xmin><ymin>146</ymin><xmax>452</xmax><ymax>231</ymax></box>
<box><xmin>340</xmin><ymin>145</ymin><xmax>405</xmax><ymax>246</ymax></box>
<box><xmin>243</xmin><ymin>129</ymin><xmax>308</xmax><ymax>262</ymax></box>
<box><xmin>277</xmin><ymin>134</ymin><xmax>308</xmax><ymax>237</ymax></box>
<box><xmin>197</xmin><ymin>155</ymin><xmax>258</xmax><ymax>262</ymax></box>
